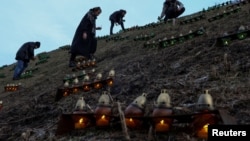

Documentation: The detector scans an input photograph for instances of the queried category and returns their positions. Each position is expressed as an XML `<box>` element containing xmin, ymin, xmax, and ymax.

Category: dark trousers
<box><xmin>110</xmin><ymin>20</ymin><xmax>125</xmax><ymax>35</ymax></box>
<box><xmin>164</xmin><ymin>7</ymin><xmax>185</xmax><ymax>22</ymax></box>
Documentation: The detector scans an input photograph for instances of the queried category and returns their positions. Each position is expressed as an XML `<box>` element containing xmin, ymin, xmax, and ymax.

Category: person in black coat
<box><xmin>109</xmin><ymin>9</ymin><xmax>126</xmax><ymax>35</ymax></box>
<box><xmin>13</xmin><ymin>41</ymin><xmax>40</xmax><ymax>80</ymax></box>
<box><xmin>69</xmin><ymin>7</ymin><xmax>102</xmax><ymax>67</ymax></box>
<box><xmin>158</xmin><ymin>0</ymin><xmax>185</xmax><ymax>22</ymax></box>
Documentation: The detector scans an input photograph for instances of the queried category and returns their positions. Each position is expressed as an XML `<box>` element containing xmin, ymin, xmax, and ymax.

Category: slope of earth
<box><xmin>0</xmin><ymin>2</ymin><xmax>250</xmax><ymax>141</ymax></box>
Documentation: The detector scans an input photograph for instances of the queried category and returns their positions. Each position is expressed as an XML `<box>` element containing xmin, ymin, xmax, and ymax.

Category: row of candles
<box><xmin>74</xmin><ymin>59</ymin><xmax>97</xmax><ymax>70</ymax></box>
<box><xmin>55</xmin><ymin>69</ymin><xmax>115</xmax><ymax>101</ymax></box>
<box><xmin>179</xmin><ymin>14</ymin><xmax>206</xmax><ymax>25</ymax></box>
<box><xmin>144</xmin><ymin>27</ymin><xmax>205</xmax><ymax>48</ymax></box>
<box><xmin>208</xmin><ymin>7</ymin><xmax>241</xmax><ymax>22</ymax></box>
<box><xmin>57</xmin><ymin>89</ymin><xmax>218</xmax><ymax>139</ymax></box>
<box><xmin>134</xmin><ymin>33</ymin><xmax>155</xmax><ymax>41</ymax></box>
<box><xmin>105</xmin><ymin>35</ymin><xmax>129</xmax><ymax>42</ymax></box>
<box><xmin>218</xmin><ymin>27</ymin><xmax>249</xmax><ymax>46</ymax></box>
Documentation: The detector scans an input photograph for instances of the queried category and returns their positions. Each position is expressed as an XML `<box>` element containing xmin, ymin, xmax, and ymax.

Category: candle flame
<box><xmin>101</xmin><ymin>115</ymin><xmax>106</xmax><ymax>119</ymax></box>
<box><xmin>79</xmin><ymin>118</ymin><xmax>84</xmax><ymax>124</ymax></box>
<box><xmin>202</xmin><ymin>123</ymin><xmax>209</xmax><ymax>132</ymax></box>
<box><xmin>160</xmin><ymin>120</ymin><xmax>165</xmax><ymax>124</ymax></box>
<box><xmin>129</xmin><ymin>118</ymin><xmax>133</xmax><ymax>122</ymax></box>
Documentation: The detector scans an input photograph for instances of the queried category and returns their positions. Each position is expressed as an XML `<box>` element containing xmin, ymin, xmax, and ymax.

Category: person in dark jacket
<box><xmin>158</xmin><ymin>0</ymin><xmax>185</xmax><ymax>22</ymax></box>
<box><xmin>69</xmin><ymin>7</ymin><xmax>102</xmax><ymax>67</ymax></box>
<box><xmin>109</xmin><ymin>9</ymin><xmax>126</xmax><ymax>35</ymax></box>
<box><xmin>13</xmin><ymin>41</ymin><xmax>40</xmax><ymax>80</ymax></box>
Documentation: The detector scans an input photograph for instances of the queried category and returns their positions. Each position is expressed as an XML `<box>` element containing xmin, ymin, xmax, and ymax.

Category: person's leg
<box><xmin>110</xmin><ymin>21</ymin><xmax>115</xmax><ymax>35</ymax></box>
<box><xmin>175</xmin><ymin>7</ymin><xmax>185</xmax><ymax>18</ymax></box>
<box><xmin>13</xmin><ymin>60</ymin><xmax>25</xmax><ymax>79</ymax></box>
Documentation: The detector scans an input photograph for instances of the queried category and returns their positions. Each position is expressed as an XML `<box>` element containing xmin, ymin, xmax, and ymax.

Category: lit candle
<box><xmin>197</xmin><ymin>124</ymin><xmax>209</xmax><ymax>139</ymax></box>
<box><xmin>125</xmin><ymin>118</ymin><xmax>137</xmax><ymax>128</ymax></box>
<box><xmin>94</xmin><ymin>82</ymin><xmax>102</xmax><ymax>89</ymax></box>
<box><xmin>96</xmin><ymin>115</ymin><xmax>109</xmax><ymax>126</ymax></box>
<box><xmin>83</xmin><ymin>84</ymin><xmax>90</xmax><ymax>92</ymax></box>
<box><xmin>72</xmin><ymin>86</ymin><xmax>79</xmax><ymax>93</ymax></box>
<box><xmin>155</xmin><ymin>119</ymin><xmax>170</xmax><ymax>132</ymax></box>
<box><xmin>74</xmin><ymin>117</ymin><xmax>87</xmax><ymax>129</ymax></box>
<box><xmin>106</xmin><ymin>78</ymin><xmax>113</xmax><ymax>87</ymax></box>
<box><xmin>63</xmin><ymin>88</ymin><xmax>69</xmax><ymax>97</ymax></box>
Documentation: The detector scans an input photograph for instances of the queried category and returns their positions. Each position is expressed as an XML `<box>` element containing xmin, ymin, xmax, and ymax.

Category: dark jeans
<box><xmin>164</xmin><ymin>7</ymin><xmax>185</xmax><ymax>22</ymax></box>
<box><xmin>110</xmin><ymin>20</ymin><xmax>125</xmax><ymax>35</ymax></box>
<box><xmin>13</xmin><ymin>60</ymin><xmax>28</xmax><ymax>79</ymax></box>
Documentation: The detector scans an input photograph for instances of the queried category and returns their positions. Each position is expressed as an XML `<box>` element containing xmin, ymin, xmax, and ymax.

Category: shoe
<box><xmin>69</xmin><ymin>61</ymin><xmax>76</xmax><ymax>68</ymax></box>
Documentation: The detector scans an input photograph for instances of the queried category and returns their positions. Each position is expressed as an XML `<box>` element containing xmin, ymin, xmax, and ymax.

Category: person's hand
<box><xmin>83</xmin><ymin>32</ymin><xmax>87</xmax><ymax>39</ymax></box>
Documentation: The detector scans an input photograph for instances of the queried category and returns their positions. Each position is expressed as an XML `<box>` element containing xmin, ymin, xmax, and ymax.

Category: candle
<box><xmin>74</xmin><ymin>117</ymin><xmax>87</xmax><ymax>129</ymax></box>
<box><xmin>63</xmin><ymin>89</ymin><xmax>69</xmax><ymax>97</ymax></box>
<box><xmin>197</xmin><ymin>124</ymin><xmax>209</xmax><ymax>139</ymax></box>
<box><xmin>155</xmin><ymin>120</ymin><xmax>170</xmax><ymax>132</ymax></box>
<box><xmin>125</xmin><ymin>118</ymin><xmax>137</xmax><ymax>128</ymax></box>
<box><xmin>96</xmin><ymin>115</ymin><xmax>109</xmax><ymax>126</ymax></box>
<box><xmin>72</xmin><ymin>86</ymin><xmax>79</xmax><ymax>93</ymax></box>
<box><xmin>94</xmin><ymin>82</ymin><xmax>102</xmax><ymax>89</ymax></box>
<box><xmin>82</xmin><ymin>84</ymin><xmax>90</xmax><ymax>92</ymax></box>
<box><xmin>106</xmin><ymin>78</ymin><xmax>113</xmax><ymax>86</ymax></box>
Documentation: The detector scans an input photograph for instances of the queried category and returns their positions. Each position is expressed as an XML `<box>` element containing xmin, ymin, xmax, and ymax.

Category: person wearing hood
<box><xmin>69</xmin><ymin>7</ymin><xmax>102</xmax><ymax>67</ymax></box>
<box><xmin>13</xmin><ymin>41</ymin><xmax>40</xmax><ymax>80</ymax></box>
<box><xmin>109</xmin><ymin>9</ymin><xmax>127</xmax><ymax>35</ymax></box>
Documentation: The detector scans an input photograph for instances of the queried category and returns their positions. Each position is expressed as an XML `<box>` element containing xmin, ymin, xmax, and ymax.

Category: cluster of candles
<box><xmin>74</xmin><ymin>59</ymin><xmax>96</xmax><ymax>70</ymax></box>
<box><xmin>144</xmin><ymin>27</ymin><xmax>205</xmax><ymax>48</ymax></box>
<box><xmin>218</xmin><ymin>26</ymin><xmax>249</xmax><ymax>46</ymax></box>
<box><xmin>55</xmin><ymin>69</ymin><xmax>115</xmax><ymax>101</ymax></box>
<box><xmin>57</xmin><ymin>89</ymin><xmax>219</xmax><ymax>139</ymax></box>
<box><xmin>4</xmin><ymin>83</ymin><xmax>21</xmax><ymax>92</ymax></box>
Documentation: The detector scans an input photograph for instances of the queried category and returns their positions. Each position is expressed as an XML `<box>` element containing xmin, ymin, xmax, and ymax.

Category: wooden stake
<box><xmin>117</xmin><ymin>102</ymin><xmax>130</xmax><ymax>140</ymax></box>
